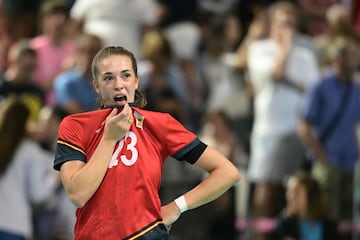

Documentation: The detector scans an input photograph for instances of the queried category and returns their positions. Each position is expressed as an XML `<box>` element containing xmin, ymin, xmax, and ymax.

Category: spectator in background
<box><xmin>199</xmin><ymin>110</ymin><xmax>244</xmax><ymax>169</ymax></box>
<box><xmin>222</xmin><ymin>12</ymin><xmax>244</xmax><ymax>52</ymax></box>
<box><xmin>1</xmin><ymin>0</ymin><xmax>41</xmax><ymax>41</ymax></box>
<box><xmin>33</xmin><ymin>105</ymin><xmax>74</xmax><ymax>239</ymax></box>
<box><xmin>0</xmin><ymin>0</ymin><xmax>41</xmax><ymax>73</ymax></box>
<box><xmin>0</xmin><ymin>96</ymin><xmax>58</xmax><ymax>240</ymax></box>
<box><xmin>231</xmin><ymin>8</ymin><xmax>269</xmax><ymax>154</ymax></box>
<box><xmin>233</xmin><ymin>7</ymin><xmax>269</xmax><ymax>72</ymax></box>
<box><xmin>54</xmin><ymin>33</ymin><xmax>102</xmax><ymax>114</ymax></box>
<box><xmin>245</xmin><ymin>2</ymin><xmax>319</xmax><ymax>239</ymax></box>
<box><xmin>314</xmin><ymin>4</ymin><xmax>360</xmax><ymax>75</ymax></box>
<box><xmin>298</xmin><ymin>40</ymin><xmax>360</xmax><ymax>238</ymax></box>
<box><xmin>200</xmin><ymin>11</ymin><xmax>253</xmax><ymax>150</ymax></box>
<box><xmin>198</xmin><ymin>0</ymin><xmax>238</xmax><ymax>20</ymax></box>
<box><xmin>0</xmin><ymin>0</ymin><xmax>42</xmax><ymax>72</ymax></box>
<box><xmin>0</xmin><ymin>39</ymin><xmax>45</xmax><ymax>134</ymax></box>
<box><xmin>139</xmin><ymin>29</ymin><xmax>191</xmax><ymax>127</ymax></box>
<box><xmin>30</xmin><ymin>0</ymin><xmax>76</xmax><ymax>106</ymax></box>
<box><xmin>36</xmin><ymin>105</ymin><xmax>70</xmax><ymax>154</ymax></box>
<box><xmin>275</xmin><ymin>171</ymin><xmax>339</xmax><ymax>240</ymax></box>
<box><xmin>68</xmin><ymin>0</ymin><xmax>157</xmax><ymax>59</ymax></box>
<box><xmin>199</xmin><ymin>110</ymin><xmax>244</xmax><ymax>240</ymax></box>
<box><xmin>298</xmin><ymin>0</ymin><xmax>342</xmax><ymax>36</ymax></box>
<box><xmin>156</xmin><ymin>0</ymin><xmax>206</xmax><ymax>131</ymax></box>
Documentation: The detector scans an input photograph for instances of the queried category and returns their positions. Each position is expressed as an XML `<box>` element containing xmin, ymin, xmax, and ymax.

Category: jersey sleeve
<box><xmin>163</xmin><ymin>114</ymin><xmax>206</xmax><ymax>163</ymax></box>
<box><xmin>53</xmin><ymin>116</ymin><xmax>87</xmax><ymax>170</ymax></box>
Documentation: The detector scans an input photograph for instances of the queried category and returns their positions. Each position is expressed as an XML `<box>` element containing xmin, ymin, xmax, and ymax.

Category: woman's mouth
<box><xmin>114</xmin><ymin>95</ymin><xmax>127</xmax><ymax>103</ymax></box>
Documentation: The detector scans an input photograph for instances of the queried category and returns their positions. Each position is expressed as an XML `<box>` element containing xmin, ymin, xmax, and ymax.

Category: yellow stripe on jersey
<box><xmin>128</xmin><ymin>220</ymin><xmax>164</xmax><ymax>240</ymax></box>
<box><xmin>57</xmin><ymin>140</ymin><xmax>87</xmax><ymax>156</ymax></box>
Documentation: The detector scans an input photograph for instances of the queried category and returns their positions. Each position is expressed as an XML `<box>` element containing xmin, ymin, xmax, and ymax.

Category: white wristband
<box><xmin>174</xmin><ymin>195</ymin><xmax>188</xmax><ymax>213</ymax></box>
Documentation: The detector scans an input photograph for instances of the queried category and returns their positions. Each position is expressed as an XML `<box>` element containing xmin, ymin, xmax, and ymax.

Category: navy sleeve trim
<box><xmin>54</xmin><ymin>141</ymin><xmax>86</xmax><ymax>171</ymax></box>
<box><xmin>173</xmin><ymin>138</ymin><xmax>208</xmax><ymax>164</ymax></box>
<box><xmin>57</xmin><ymin>138</ymin><xmax>86</xmax><ymax>155</ymax></box>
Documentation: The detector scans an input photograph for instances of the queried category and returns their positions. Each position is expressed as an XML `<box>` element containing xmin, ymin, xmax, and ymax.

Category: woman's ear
<box><xmin>92</xmin><ymin>80</ymin><xmax>100</xmax><ymax>94</ymax></box>
<box><xmin>135</xmin><ymin>76</ymin><xmax>139</xmax><ymax>90</ymax></box>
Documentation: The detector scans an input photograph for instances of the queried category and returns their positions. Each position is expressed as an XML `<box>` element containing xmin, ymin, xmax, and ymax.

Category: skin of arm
<box><xmin>160</xmin><ymin>146</ymin><xmax>241</xmax><ymax>226</ymax></box>
<box><xmin>60</xmin><ymin>104</ymin><xmax>133</xmax><ymax>207</ymax></box>
<box><xmin>298</xmin><ymin>119</ymin><xmax>328</xmax><ymax>164</ymax></box>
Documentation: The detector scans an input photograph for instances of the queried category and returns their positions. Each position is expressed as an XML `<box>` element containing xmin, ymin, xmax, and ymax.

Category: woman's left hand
<box><xmin>160</xmin><ymin>201</ymin><xmax>181</xmax><ymax>231</ymax></box>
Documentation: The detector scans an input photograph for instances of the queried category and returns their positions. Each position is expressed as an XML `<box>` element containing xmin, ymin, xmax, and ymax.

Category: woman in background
<box><xmin>275</xmin><ymin>171</ymin><xmax>339</xmax><ymax>240</ymax></box>
<box><xmin>0</xmin><ymin>96</ymin><xmax>58</xmax><ymax>240</ymax></box>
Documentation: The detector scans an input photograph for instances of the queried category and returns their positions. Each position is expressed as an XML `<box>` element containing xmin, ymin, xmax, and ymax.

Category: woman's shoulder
<box><xmin>59</xmin><ymin>109</ymin><xmax>112</xmax><ymax>137</ymax></box>
<box><xmin>62</xmin><ymin>108</ymin><xmax>110</xmax><ymax>123</ymax></box>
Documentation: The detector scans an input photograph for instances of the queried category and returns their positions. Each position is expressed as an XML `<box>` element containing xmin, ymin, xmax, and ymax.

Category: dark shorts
<box><xmin>124</xmin><ymin>223</ymin><xmax>169</xmax><ymax>240</ymax></box>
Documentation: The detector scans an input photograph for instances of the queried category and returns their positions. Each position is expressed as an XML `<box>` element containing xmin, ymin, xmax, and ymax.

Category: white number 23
<box><xmin>109</xmin><ymin>131</ymin><xmax>138</xmax><ymax>168</ymax></box>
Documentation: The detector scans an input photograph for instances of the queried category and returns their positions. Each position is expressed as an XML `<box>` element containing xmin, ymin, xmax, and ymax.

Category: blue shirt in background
<box><xmin>302</xmin><ymin>72</ymin><xmax>360</xmax><ymax>171</ymax></box>
<box><xmin>54</xmin><ymin>69</ymin><xmax>97</xmax><ymax>112</ymax></box>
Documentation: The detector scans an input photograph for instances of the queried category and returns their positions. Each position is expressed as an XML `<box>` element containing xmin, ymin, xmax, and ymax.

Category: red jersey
<box><xmin>54</xmin><ymin>107</ymin><xmax>201</xmax><ymax>239</ymax></box>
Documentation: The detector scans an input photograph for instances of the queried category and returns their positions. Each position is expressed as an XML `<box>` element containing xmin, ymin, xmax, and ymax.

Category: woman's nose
<box><xmin>113</xmin><ymin>77</ymin><xmax>124</xmax><ymax>90</ymax></box>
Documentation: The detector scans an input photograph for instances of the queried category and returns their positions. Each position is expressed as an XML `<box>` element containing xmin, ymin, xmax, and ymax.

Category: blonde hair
<box><xmin>268</xmin><ymin>1</ymin><xmax>299</xmax><ymax>24</ymax></box>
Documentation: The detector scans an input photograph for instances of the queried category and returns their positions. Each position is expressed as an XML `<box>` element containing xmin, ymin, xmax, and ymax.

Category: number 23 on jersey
<box><xmin>109</xmin><ymin>131</ymin><xmax>138</xmax><ymax>168</ymax></box>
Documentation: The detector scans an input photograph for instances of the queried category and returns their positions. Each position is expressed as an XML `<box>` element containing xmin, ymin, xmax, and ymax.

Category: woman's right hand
<box><xmin>103</xmin><ymin>104</ymin><xmax>133</xmax><ymax>141</ymax></box>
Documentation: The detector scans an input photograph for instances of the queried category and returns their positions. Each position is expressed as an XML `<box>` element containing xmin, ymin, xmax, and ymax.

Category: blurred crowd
<box><xmin>0</xmin><ymin>0</ymin><xmax>360</xmax><ymax>239</ymax></box>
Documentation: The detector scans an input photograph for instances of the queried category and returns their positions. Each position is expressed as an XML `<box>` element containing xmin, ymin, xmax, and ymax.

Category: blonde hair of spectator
<box><xmin>326</xmin><ymin>4</ymin><xmax>349</xmax><ymax>27</ymax></box>
<box><xmin>326</xmin><ymin>4</ymin><xmax>360</xmax><ymax>42</ymax></box>
<box><xmin>141</xmin><ymin>30</ymin><xmax>172</xmax><ymax>62</ymax></box>
<box><xmin>268</xmin><ymin>1</ymin><xmax>299</xmax><ymax>26</ymax></box>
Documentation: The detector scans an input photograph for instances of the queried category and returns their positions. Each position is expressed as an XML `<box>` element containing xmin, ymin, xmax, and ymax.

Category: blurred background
<box><xmin>0</xmin><ymin>0</ymin><xmax>359</xmax><ymax>239</ymax></box>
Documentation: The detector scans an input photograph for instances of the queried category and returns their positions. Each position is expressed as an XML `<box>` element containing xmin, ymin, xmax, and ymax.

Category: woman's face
<box><xmin>93</xmin><ymin>55</ymin><xmax>139</xmax><ymax>107</ymax></box>
<box><xmin>271</xmin><ymin>10</ymin><xmax>296</xmax><ymax>32</ymax></box>
<box><xmin>43</xmin><ymin>13</ymin><xmax>67</xmax><ymax>35</ymax></box>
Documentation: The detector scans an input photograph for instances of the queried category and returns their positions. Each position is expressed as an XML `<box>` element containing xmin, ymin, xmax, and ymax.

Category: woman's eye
<box><xmin>122</xmin><ymin>73</ymin><xmax>131</xmax><ymax>79</ymax></box>
<box><xmin>104</xmin><ymin>75</ymin><xmax>113</xmax><ymax>81</ymax></box>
